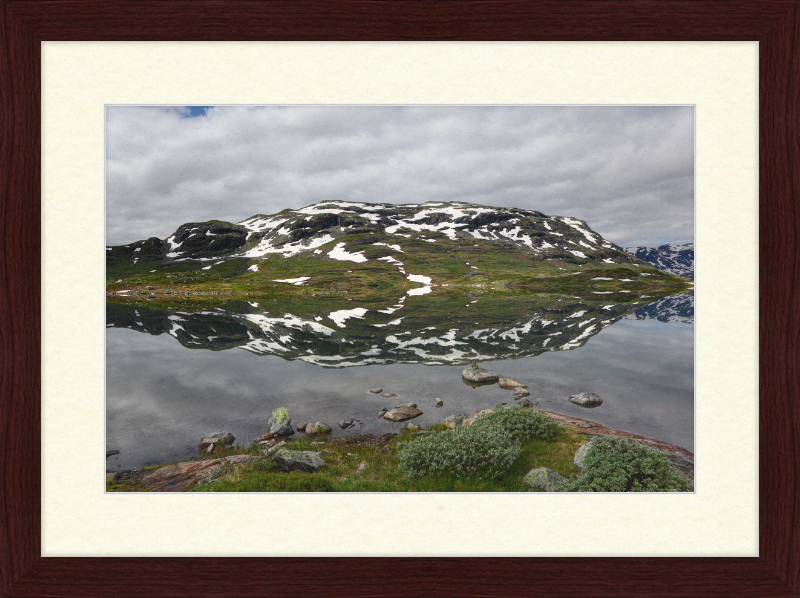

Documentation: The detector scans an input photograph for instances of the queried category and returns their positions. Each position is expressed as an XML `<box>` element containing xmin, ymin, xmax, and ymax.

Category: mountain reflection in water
<box><xmin>105</xmin><ymin>292</ymin><xmax>693</xmax><ymax>470</ymax></box>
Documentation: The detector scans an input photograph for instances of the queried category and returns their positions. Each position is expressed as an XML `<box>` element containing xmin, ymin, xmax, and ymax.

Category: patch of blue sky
<box><xmin>181</xmin><ymin>106</ymin><xmax>212</xmax><ymax>118</ymax></box>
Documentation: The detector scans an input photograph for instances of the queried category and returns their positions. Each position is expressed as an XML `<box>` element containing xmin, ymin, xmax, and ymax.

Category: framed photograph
<box><xmin>3</xmin><ymin>2</ymin><xmax>797</xmax><ymax>596</ymax></box>
<box><xmin>103</xmin><ymin>104</ymin><xmax>696</xmax><ymax>495</ymax></box>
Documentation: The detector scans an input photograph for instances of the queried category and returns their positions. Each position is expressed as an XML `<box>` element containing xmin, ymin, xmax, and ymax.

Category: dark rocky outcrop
<box><xmin>272</xmin><ymin>450</ymin><xmax>328</xmax><ymax>473</ymax></box>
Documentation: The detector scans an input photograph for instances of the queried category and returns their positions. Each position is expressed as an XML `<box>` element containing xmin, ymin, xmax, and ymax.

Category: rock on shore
<box><xmin>272</xmin><ymin>450</ymin><xmax>327</xmax><ymax>473</ymax></box>
<box><xmin>199</xmin><ymin>432</ymin><xmax>235</xmax><ymax>452</ymax></box>
<box><xmin>142</xmin><ymin>455</ymin><xmax>257</xmax><ymax>492</ymax></box>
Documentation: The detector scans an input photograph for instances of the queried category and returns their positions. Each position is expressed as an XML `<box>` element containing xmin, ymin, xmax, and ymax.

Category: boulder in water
<box><xmin>383</xmin><ymin>406</ymin><xmax>423</xmax><ymax>422</ymax></box>
<box><xmin>568</xmin><ymin>392</ymin><xmax>603</xmax><ymax>408</ymax></box>
<box><xmin>462</xmin><ymin>361</ymin><xmax>501</xmax><ymax>384</ymax></box>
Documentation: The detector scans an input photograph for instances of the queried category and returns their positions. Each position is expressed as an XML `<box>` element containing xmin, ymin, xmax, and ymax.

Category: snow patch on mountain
<box><xmin>328</xmin><ymin>242</ymin><xmax>368</xmax><ymax>263</ymax></box>
<box><xmin>273</xmin><ymin>276</ymin><xmax>310</xmax><ymax>285</ymax></box>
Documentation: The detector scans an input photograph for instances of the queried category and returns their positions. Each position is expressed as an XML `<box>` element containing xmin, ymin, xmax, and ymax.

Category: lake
<box><xmin>105</xmin><ymin>292</ymin><xmax>693</xmax><ymax>471</ymax></box>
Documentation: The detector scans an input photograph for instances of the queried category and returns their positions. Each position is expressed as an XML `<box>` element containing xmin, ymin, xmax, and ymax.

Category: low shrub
<box><xmin>397</xmin><ymin>425</ymin><xmax>520</xmax><ymax>479</ymax></box>
<box><xmin>556</xmin><ymin>436</ymin><xmax>692</xmax><ymax>492</ymax></box>
<box><xmin>472</xmin><ymin>405</ymin><xmax>558</xmax><ymax>442</ymax></box>
<box><xmin>272</xmin><ymin>407</ymin><xmax>289</xmax><ymax>424</ymax></box>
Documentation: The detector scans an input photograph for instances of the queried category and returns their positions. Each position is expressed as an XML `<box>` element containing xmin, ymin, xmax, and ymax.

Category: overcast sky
<box><xmin>106</xmin><ymin>105</ymin><xmax>693</xmax><ymax>248</ymax></box>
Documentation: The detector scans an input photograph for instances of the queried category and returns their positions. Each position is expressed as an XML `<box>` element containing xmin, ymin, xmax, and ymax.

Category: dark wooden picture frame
<box><xmin>1</xmin><ymin>2</ymin><xmax>798</xmax><ymax>596</ymax></box>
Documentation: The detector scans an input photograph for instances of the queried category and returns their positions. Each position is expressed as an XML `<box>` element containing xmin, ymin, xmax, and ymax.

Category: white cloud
<box><xmin>106</xmin><ymin>106</ymin><xmax>694</xmax><ymax>247</ymax></box>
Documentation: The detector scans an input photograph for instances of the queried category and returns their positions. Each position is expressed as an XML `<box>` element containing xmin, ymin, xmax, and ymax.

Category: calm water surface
<box><xmin>106</xmin><ymin>293</ymin><xmax>693</xmax><ymax>471</ymax></box>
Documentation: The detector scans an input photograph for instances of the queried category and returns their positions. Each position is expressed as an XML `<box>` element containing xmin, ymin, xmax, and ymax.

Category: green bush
<box><xmin>397</xmin><ymin>425</ymin><xmax>520</xmax><ymax>479</ymax></box>
<box><xmin>272</xmin><ymin>407</ymin><xmax>289</xmax><ymax>424</ymax></box>
<box><xmin>556</xmin><ymin>436</ymin><xmax>692</xmax><ymax>492</ymax></box>
<box><xmin>472</xmin><ymin>405</ymin><xmax>558</xmax><ymax>442</ymax></box>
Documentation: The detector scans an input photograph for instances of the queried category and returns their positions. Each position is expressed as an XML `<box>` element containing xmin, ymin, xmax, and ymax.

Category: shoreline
<box><xmin>540</xmin><ymin>410</ymin><xmax>694</xmax><ymax>477</ymax></box>
<box><xmin>107</xmin><ymin>407</ymin><xmax>694</xmax><ymax>490</ymax></box>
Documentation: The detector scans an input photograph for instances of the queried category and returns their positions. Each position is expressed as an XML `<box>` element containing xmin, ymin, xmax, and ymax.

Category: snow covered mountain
<box><xmin>108</xmin><ymin>200</ymin><xmax>653</xmax><ymax>278</ymax></box>
<box><xmin>624</xmin><ymin>243</ymin><xmax>694</xmax><ymax>278</ymax></box>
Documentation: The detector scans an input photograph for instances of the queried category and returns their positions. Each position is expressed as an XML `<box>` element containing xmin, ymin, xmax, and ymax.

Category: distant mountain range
<box><xmin>624</xmin><ymin>243</ymin><xmax>694</xmax><ymax>278</ymax></box>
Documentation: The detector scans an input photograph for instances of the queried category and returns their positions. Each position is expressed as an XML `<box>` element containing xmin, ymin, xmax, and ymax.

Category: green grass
<box><xmin>180</xmin><ymin>422</ymin><xmax>588</xmax><ymax>493</ymax></box>
<box><xmin>108</xmin><ymin>415</ymin><xmax>691</xmax><ymax>493</ymax></box>
<box><xmin>106</xmin><ymin>228</ymin><xmax>692</xmax><ymax>301</ymax></box>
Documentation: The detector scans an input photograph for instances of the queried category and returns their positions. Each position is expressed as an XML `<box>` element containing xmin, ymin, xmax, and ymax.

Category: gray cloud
<box><xmin>106</xmin><ymin>105</ymin><xmax>694</xmax><ymax>247</ymax></box>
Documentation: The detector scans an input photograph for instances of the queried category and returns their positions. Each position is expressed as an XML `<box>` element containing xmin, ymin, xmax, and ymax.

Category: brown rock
<box><xmin>383</xmin><ymin>406</ymin><xmax>423</xmax><ymax>422</ymax></box>
<box><xmin>498</xmin><ymin>377</ymin><xmax>527</xmax><ymax>390</ymax></box>
<box><xmin>141</xmin><ymin>455</ymin><xmax>258</xmax><ymax>492</ymax></box>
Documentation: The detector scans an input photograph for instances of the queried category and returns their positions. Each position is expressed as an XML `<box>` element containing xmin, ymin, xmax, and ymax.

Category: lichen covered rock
<box><xmin>272</xmin><ymin>450</ymin><xmax>328</xmax><ymax>473</ymax></box>
<box><xmin>568</xmin><ymin>392</ymin><xmax>603</xmax><ymax>408</ymax></box>
<box><xmin>523</xmin><ymin>467</ymin><xmax>566</xmax><ymax>491</ymax></box>
<box><xmin>574</xmin><ymin>439</ymin><xmax>596</xmax><ymax>472</ymax></box>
